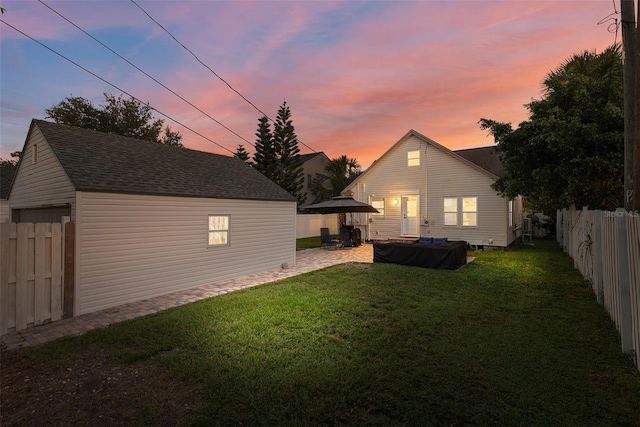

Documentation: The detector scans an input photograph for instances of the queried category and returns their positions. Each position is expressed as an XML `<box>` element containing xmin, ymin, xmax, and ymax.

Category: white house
<box><xmin>344</xmin><ymin>129</ymin><xmax>522</xmax><ymax>248</ymax></box>
<box><xmin>8</xmin><ymin>119</ymin><xmax>297</xmax><ymax>316</ymax></box>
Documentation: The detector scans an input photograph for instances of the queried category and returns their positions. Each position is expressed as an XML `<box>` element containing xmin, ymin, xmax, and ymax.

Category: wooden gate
<box><xmin>0</xmin><ymin>222</ymin><xmax>74</xmax><ymax>335</ymax></box>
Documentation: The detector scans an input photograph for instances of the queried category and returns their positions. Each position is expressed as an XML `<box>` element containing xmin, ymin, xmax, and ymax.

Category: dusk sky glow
<box><xmin>0</xmin><ymin>1</ymin><xmax>620</xmax><ymax>168</ymax></box>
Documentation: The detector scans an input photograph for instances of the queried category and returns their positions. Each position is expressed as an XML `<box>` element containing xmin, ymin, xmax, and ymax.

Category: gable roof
<box><xmin>296</xmin><ymin>152</ymin><xmax>328</xmax><ymax>164</ymax></box>
<box><xmin>26</xmin><ymin>119</ymin><xmax>295</xmax><ymax>202</ymax></box>
<box><xmin>345</xmin><ymin>129</ymin><xmax>501</xmax><ymax>194</ymax></box>
<box><xmin>454</xmin><ymin>146</ymin><xmax>503</xmax><ymax>177</ymax></box>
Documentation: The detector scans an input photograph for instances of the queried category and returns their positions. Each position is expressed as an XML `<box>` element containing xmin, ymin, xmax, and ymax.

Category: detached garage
<box><xmin>8</xmin><ymin>119</ymin><xmax>297</xmax><ymax>316</ymax></box>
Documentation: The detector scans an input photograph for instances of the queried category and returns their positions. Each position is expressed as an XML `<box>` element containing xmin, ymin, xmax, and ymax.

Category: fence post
<box><xmin>582</xmin><ymin>206</ymin><xmax>589</xmax><ymax>280</ymax></box>
<box><xmin>563</xmin><ymin>208</ymin><xmax>569</xmax><ymax>253</ymax></box>
<box><xmin>556</xmin><ymin>209</ymin><xmax>562</xmax><ymax>245</ymax></box>
<box><xmin>63</xmin><ymin>222</ymin><xmax>75</xmax><ymax>319</ymax></box>
<box><xmin>616</xmin><ymin>208</ymin><xmax>633</xmax><ymax>353</ymax></box>
<box><xmin>593</xmin><ymin>210</ymin><xmax>604</xmax><ymax>304</ymax></box>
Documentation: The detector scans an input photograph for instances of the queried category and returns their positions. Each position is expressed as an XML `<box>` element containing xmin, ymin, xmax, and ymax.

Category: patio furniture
<box><xmin>320</xmin><ymin>227</ymin><xmax>340</xmax><ymax>250</ymax></box>
<box><xmin>373</xmin><ymin>239</ymin><xmax>467</xmax><ymax>270</ymax></box>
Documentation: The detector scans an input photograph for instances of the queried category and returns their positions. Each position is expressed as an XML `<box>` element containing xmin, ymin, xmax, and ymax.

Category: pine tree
<box><xmin>273</xmin><ymin>101</ymin><xmax>305</xmax><ymax>205</ymax></box>
<box><xmin>235</xmin><ymin>144</ymin><xmax>251</xmax><ymax>163</ymax></box>
<box><xmin>253</xmin><ymin>116</ymin><xmax>276</xmax><ymax>179</ymax></box>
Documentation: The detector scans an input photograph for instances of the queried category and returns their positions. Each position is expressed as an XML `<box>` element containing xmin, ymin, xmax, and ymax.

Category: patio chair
<box><xmin>320</xmin><ymin>227</ymin><xmax>340</xmax><ymax>250</ymax></box>
<box><xmin>339</xmin><ymin>226</ymin><xmax>353</xmax><ymax>248</ymax></box>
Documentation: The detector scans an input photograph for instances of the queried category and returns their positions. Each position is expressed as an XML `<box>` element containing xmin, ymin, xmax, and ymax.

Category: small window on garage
<box><xmin>32</xmin><ymin>144</ymin><xmax>38</xmax><ymax>163</ymax></box>
<box><xmin>208</xmin><ymin>215</ymin><xmax>229</xmax><ymax>246</ymax></box>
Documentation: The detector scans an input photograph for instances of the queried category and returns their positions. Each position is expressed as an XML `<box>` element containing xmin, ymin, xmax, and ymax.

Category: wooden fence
<box><xmin>0</xmin><ymin>222</ymin><xmax>72</xmax><ymax>335</ymax></box>
<box><xmin>557</xmin><ymin>207</ymin><xmax>640</xmax><ymax>370</ymax></box>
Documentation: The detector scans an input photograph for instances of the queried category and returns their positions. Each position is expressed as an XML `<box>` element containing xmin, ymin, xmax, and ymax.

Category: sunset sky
<box><xmin>0</xmin><ymin>0</ymin><xmax>620</xmax><ymax>169</ymax></box>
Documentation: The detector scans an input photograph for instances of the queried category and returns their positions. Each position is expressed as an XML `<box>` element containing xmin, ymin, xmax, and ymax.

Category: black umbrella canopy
<box><xmin>306</xmin><ymin>196</ymin><xmax>379</xmax><ymax>214</ymax></box>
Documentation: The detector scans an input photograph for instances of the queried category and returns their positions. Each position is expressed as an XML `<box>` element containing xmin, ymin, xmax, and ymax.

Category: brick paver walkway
<box><xmin>1</xmin><ymin>245</ymin><xmax>373</xmax><ymax>351</ymax></box>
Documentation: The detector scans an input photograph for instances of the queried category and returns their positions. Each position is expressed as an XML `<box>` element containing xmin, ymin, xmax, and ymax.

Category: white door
<box><xmin>401</xmin><ymin>195</ymin><xmax>419</xmax><ymax>236</ymax></box>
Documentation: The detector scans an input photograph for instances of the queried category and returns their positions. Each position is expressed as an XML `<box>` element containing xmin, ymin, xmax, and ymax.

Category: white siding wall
<box><xmin>76</xmin><ymin>192</ymin><xmax>297</xmax><ymax>315</ymax></box>
<box><xmin>352</xmin><ymin>135</ymin><xmax>428</xmax><ymax>240</ymax></box>
<box><xmin>0</xmin><ymin>200</ymin><xmax>9</xmax><ymax>223</ymax></box>
<box><xmin>8</xmin><ymin>127</ymin><xmax>76</xmax><ymax>218</ymax></box>
<box><xmin>426</xmin><ymin>145</ymin><xmax>508</xmax><ymax>247</ymax></box>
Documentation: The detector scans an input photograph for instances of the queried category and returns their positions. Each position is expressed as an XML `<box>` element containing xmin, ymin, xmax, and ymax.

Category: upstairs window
<box><xmin>408</xmin><ymin>150</ymin><xmax>420</xmax><ymax>167</ymax></box>
<box><xmin>208</xmin><ymin>215</ymin><xmax>229</xmax><ymax>246</ymax></box>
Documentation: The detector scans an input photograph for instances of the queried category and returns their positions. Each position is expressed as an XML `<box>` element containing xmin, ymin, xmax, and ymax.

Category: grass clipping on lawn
<box><xmin>2</xmin><ymin>240</ymin><xmax>640</xmax><ymax>426</ymax></box>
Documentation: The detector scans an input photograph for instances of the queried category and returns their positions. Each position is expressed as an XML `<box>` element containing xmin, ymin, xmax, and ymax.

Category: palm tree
<box><xmin>309</xmin><ymin>155</ymin><xmax>361</xmax><ymax>203</ymax></box>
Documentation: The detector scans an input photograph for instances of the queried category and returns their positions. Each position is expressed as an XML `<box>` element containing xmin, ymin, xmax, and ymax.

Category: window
<box><xmin>508</xmin><ymin>200</ymin><xmax>514</xmax><ymax>227</ymax></box>
<box><xmin>444</xmin><ymin>197</ymin><xmax>478</xmax><ymax>227</ymax></box>
<box><xmin>32</xmin><ymin>144</ymin><xmax>38</xmax><ymax>163</ymax></box>
<box><xmin>444</xmin><ymin>198</ymin><xmax>458</xmax><ymax>226</ymax></box>
<box><xmin>371</xmin><ymin>199</ymin><xmax>385</xmax><ymax>216</ymax></box>
<box><xmin>208</xmin><ymin>215</ymin><xmax>229</xmax><ymax>246</ymax></box>
<box><xmin>408</xmin><ymin>150</ymin><xmax>420</xmax><ymax>167</ymax></box>
<box><xmin>462</xmin><ymin>197</ymin><xmax>477</xmax><ymax>226</ymax></box>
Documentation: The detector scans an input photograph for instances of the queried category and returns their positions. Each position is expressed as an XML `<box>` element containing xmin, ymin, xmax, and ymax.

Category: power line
<box><xmin>129</xmin><ymin>0</ymin><xmax>318</xmax><ymax>153</ymax></box>
<box><xmin>38</xmin><ymin>0</ymin><xmax>254</xmax><ymax>147</ymax></box>
<box><xmin>0</xmin><ymin>18</ymin><xmax>237</xmax><ymax>156</ymax></box>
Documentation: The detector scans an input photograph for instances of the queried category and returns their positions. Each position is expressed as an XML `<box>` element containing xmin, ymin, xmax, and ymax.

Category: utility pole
<box><xmin>634</xmin><ymin>0</ymin><xmax>640</xmax><ymax>212</ymax></box>
<box><xmin>621</xmin><ymin>0</ymin><xmax>636</xmax><ymax>211</ymax></box>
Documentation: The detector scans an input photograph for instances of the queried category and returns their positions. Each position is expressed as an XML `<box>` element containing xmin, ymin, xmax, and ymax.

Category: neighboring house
<box><xmin>0</xmin><ymin>165</ymin><xmax>15</xmax><ymax>222</ymax></box>
<box><xmin>8</xmin><ymin>119</ymin><xmax>297</xmax><ymax>316</ymax></box>
<box><xmin>296</xmin><ymin>152</ymin><xmax>331</xmax><ymax>208</ymax></box>
<box><xmin>343</xmin><ymin>129</ymin><xmax>522</xmax><ymax>248</ymax></box>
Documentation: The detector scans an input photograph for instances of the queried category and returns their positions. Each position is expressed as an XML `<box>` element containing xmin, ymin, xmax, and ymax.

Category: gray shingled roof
<box><xmin>1</xmin><ymin>166</ymin><xmax>16</xmax><ymax>199</ymax></box>
<box><xmin>295</xmin><ymin>152</ymin><xmax>325</xmax><ymax>164</ymax></box>
<box><xmin>454</xmin><ymin>146</ymin><xmax>503</xmax><ymax>177</ymax></box>
<box><xmin>33</xmin><ymin>119</ymin><xmax>296</xmax><ymax>202</ymax></box>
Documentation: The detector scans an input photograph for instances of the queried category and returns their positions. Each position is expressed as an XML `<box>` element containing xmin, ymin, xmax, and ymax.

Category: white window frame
<box><xmin>443</xmin><ymin>197</ymin><xmax>458</xmax><ymax>226</ymax></box>
<box><xmin>508</xmin><ymin>200</ymin><xmax>514</xmax><ymax>227</ymax></box>
<box><xmin>444</xmin><ymin>197</ymin><xmax>478</xmax><ymax>227</ymax></box>
<box><xmin>371</xmin><ymin>199</ymin><xmax>385</xmax><ymax>216</ymax></box>
<box><xmin>407</xmin><ymin>150</ymin><xmax>420</xmax><ymax>167</ymax></box>
<box><xmin>208</xmin><ymin>215</ymin><xmax>230</xmax><ymax>246</ymax></box>
<box><xmin>462</xmin><ymin>197</ymin><xmax>478</xmax><ymax>227</ymax></box>
<box><xmin>32</xmin><ymin>144</ymin><xmax>38</xmax><ymax>164</ymax></box>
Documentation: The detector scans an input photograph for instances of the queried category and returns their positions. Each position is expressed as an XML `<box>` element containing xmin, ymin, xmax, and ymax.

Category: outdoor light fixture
<box><xmin>392</xmin><ymin>199</ymin><xmax>399</xmax><ymax>205</ymax></box>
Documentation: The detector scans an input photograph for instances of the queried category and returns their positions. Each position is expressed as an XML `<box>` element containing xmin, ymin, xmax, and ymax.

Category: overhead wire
<box><xmin>129</xmin><ymin>0</ymin><xmax>318</xmax><ymax>153</ymax></box>
<box><xmin>597</xmin><ymin>0</ymin><xmax>620</xmax><ymax>46</ymax></box>
<box><xmin>38</xmin><ymin>0</ymin><xmax>254</xmax><ymax>148</ymax></box>
<box><xmin>0</xmin><ymin>18</ymin><xmax>237</xmax><ymax>156</ymax></box>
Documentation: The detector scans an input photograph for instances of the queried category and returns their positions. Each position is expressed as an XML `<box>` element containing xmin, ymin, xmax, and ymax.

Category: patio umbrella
<box><xmin>305</xmin><ymin>195</ymin><xmax>379</xmax><ymax>214</ymax></box>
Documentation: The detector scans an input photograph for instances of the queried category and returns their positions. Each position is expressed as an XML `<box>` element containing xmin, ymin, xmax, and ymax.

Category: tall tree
<box><xmin>45</xmin><ymin>93</ymin><xmax>183</xmax><ymax>147</ymax></box>
<box><xmin>235</xmin><ymin>144</ymin><xmax>251</xmax><ymax>163</ymax></box>
<box><xmin>272</xmin><ymin>101</ymin><xmax>305</xmax><ymax>205</ymax></box>
<box><xmin>309</xmin><ymin>155</ymin><xmax>362</xmax><ymax>203</ymax></box>
<box><xmin>479</xmin><ymin>45</ymin><xmax>623</xmax><ymax>212</ymax></box>
<box><xmin>253</xmin><ymin>116</ymin><xmax>276</xmax><ymax>178</ymax></box>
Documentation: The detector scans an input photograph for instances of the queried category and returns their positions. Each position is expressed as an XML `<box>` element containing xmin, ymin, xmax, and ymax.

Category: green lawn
<box><xmin>4</xmin><ymin>240</ymin><xmax>640</xmax><ymax>426</ymax></box>
<box><xmin>296</xmin><ymin>234</ymin><xmax>331</xmax><ymax>250</ymax></box>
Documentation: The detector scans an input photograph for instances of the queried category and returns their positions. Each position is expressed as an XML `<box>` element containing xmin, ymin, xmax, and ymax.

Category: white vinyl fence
<box><xmin>557</xmin><ymin>206</ymin><xmax>640</xmax><ymax>370</ymax></box>
<box><xmin>296</xmin><ymin>213</ymin><xmax>339</xmax><ymax>239</ymax></box>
